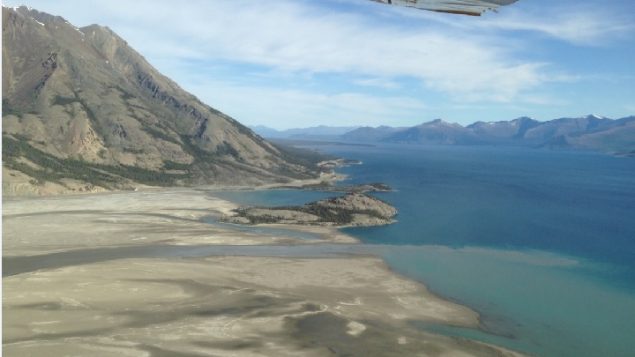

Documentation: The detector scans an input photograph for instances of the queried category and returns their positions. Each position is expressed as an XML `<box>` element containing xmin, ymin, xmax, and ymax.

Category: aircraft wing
<box><xmin>371</xmin><ymin>0</ymin><xmax>519</xmax><ymax>16</ymax></box>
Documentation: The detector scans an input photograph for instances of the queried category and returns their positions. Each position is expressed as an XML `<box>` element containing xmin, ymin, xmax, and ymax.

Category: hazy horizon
<box><xmin>252</xmin><ymin>113</ymin><xmax>630</xmax><ymax>131</ymax></box>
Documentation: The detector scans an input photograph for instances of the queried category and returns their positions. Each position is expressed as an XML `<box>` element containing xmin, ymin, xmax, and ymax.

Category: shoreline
<box><xmin>2</xmin><ymin>187</ymin><xmax>525</xmax><ymax>356</ymax></box>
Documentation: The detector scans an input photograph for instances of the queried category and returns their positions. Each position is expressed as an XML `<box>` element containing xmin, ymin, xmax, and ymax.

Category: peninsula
<box><xmin>223</xmin><ymin>192</ymin><xmax>398</xmax><ymax>227</ymax></box>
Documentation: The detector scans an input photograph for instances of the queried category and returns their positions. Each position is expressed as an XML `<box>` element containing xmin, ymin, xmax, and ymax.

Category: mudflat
<box><xmin>3</xmin><ymin>189</ymin><xmax>523</xmax><ymax>356</ymax></box>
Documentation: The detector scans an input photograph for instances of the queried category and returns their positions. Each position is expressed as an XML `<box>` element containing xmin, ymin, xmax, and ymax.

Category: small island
<box><xmin>299</xmin><ymin>182</ymin><xmax>393</xmax><ymax>193</ymax></box>
<box><xmin>223</xmin><ymin>192</ymin><xmax>397</xmax><ymax>227</ymax></box>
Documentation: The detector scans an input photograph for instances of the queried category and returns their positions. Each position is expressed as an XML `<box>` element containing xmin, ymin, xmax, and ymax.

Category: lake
<box><xmin>223</xmin><ymin>144</ymin><xmax>635</xmax><ymax>357</ymax></box>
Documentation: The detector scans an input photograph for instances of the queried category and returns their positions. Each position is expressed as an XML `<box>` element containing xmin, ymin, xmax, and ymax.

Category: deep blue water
<box><xmin>334</xmin><ymin>144</ymin><xmax>635</xmax><ymax>357</ymax></box>
<box><xmin>335</xmin><ymin>145</ymin><xmax>635</xmax><ymax>281</ymax></box>
<box><xmin>214</xmin><ymin>144</ymin><xmax>635</xmax><ymax>357</ymax></box>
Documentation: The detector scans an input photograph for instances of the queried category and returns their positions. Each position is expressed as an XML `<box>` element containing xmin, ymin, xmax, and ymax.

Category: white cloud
<box><xmin>180</xmin><ymin>79</ymin><xmax>426</xmax><ymax>129</ymax></box>
<box><xmin>19</xmin><ymin>0</ymin><xmax>561</xmax><ymax>102</ymax></box>
<box><xmin>479</xmin><ymin>6</ymin><xmax>635</xmax><ymax>45</ymax></box>
<box><xmin>353</xmin><ymin>77</ymin><xmax>401</xmax><ymax>90</ymax></box>
<box><xmin>380</xmin><ymin>1</ymin><xmax>635</xmax><ymax>46</ymax></box>
<box><xmin>9</xmin><ymin>0</ymin><xmax>633</xmax><ymax>126</ymax></box>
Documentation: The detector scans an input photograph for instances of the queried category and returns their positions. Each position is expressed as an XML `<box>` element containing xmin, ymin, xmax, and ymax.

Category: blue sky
<box><xmin>6</xmin><ymin>0</ymin><xmax>635</xmax><ymax>128</ymax></box>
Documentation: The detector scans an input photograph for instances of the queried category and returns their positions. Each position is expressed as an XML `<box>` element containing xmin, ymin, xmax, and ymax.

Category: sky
<box><xmin>5</xmin><ymin>0</ymin><xmax>635</xmax><ymax>129</ymax></box>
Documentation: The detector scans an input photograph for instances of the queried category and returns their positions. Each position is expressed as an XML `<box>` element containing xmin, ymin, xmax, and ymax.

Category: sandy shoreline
<box><xmin>3</xmin><ymin>188</ymin><xmax>524</xmax><ymax>356</ymax></box>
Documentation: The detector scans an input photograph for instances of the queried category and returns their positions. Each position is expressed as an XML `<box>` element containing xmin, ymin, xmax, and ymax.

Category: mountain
<box><xmin>251</xmin><ymin>125</ymin><xmax>360</xmax><ymax>140</ymax></box>
<box><xmin>562</xmin><ymin>116</ymin><xmax>635</xmax><ymax>155</ymax></box>
<box><xmin>383</xmin><ymin>119</ymin><xmax>474</xmax><ymax>145</ymax></box>
<box><xmin>521</xmin><ymin>115</ymin><xmax>613</xmax><ymax>144</ymax></box>
<box><xmin>466</xmin><ymin>117</ymin><xmax>541</xmax><ymax>145</ymax></box>
<box><xmin>2</xmin><ymin>6</ymin><xmax>320</xmax><ymax>195</ymax></box>
<box><xmin>337</xmin><ymin>115</ymin><xmax>635</xmax><ymax>155</ymax></box>
<box><xmin>250</xmin><ymin>125</ymin><xmax>285</xmax><ymax>138</ymax></box>
<box><xmin>341</xmin><ymin>125</ymin><xmax>406</xmax><ymax>142</ymax></box>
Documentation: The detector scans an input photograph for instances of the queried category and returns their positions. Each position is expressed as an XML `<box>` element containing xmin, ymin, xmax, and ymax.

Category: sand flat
<box><xmin>3</xmin><ymin>188</ymin><xmax>525</xmax><ymax>356</ymax></box>
<box><xmin>4</xmin><ymin>257</ymin><xmax>523</xmax><ymax>356</ymax></box>
<box><xmin>3</xmin><ymin>188</ymin><xmax>354</xmax><ymax>257</ymax></box>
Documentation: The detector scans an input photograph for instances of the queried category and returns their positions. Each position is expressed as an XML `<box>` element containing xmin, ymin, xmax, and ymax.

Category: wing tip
<box><xmin>432</xmin><ymin>9</ymin><xmax>482</xmax><ymax>16</ymax></box>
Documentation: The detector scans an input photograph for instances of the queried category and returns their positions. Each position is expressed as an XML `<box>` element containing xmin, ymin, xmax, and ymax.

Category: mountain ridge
<box><xmin>253</xmin><ymin>115</ymin><xmax>635</xmax><ymax>156</ymax></box>
<box><xmin>357</xmin><ymin>115</ymin><xmax>634</xmax><ymax>155</ymax></box>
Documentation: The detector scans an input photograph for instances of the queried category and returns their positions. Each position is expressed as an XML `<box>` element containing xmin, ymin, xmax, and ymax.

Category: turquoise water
<box><xmin>213</xmin><ymin>144</ymin><xmax>635</xmax><ymax>356</ymax></box>
<box><xmin>380</xmin><ymin>245</ymin><xmax>635</xmax><ymax>357</ymax></box>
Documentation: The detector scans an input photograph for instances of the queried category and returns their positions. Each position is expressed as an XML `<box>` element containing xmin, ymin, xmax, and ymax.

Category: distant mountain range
<box><xmin>2</xmin><ymin>6</ymin><xmax>321</xmax><ymax>195</ymax></box>
<box><xmin>253</xmin><ymin>115</ymin><xmax>635</xmax><ymax>156</ymax></box>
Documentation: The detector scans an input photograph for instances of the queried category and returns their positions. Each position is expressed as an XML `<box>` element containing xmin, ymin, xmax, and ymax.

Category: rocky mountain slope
<box><xmin>2</xmin><ymin>6</ymin><xmax>320</xmax><ymax>195</ymax></box>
